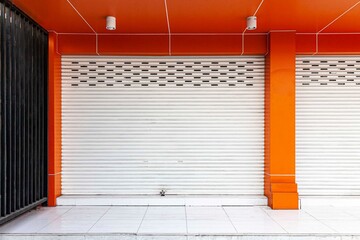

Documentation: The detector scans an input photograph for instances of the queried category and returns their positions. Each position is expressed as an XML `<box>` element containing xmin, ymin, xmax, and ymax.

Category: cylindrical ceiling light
<box><xmin>246</xmin><ymin>16</ymin><xmax>257</xmax><ymax>30</ymax></box>
<box><xmin>106</xmin><ymin>16</ymin><xmax>116</xmax><ymax>30</ymax></box>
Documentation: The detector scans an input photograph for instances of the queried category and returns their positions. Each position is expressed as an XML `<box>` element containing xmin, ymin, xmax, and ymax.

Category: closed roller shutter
<box><xmin>296</xmin><ymin>56</ymin><xmax>360</xmax><ymax>196</ymax></box>
<box><xmin>61</xmin><ymin>57</ymin><xmax>265</xmax><ymax>195</ymax></box>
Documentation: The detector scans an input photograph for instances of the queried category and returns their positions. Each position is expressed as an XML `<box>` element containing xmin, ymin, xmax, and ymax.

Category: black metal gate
<box><xmin>0</xmin><ymin>0</ymin><xmax>48</xmax><ymax>225</ymax></box>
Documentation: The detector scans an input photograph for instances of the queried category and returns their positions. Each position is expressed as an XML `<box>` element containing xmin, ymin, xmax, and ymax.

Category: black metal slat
<box><xmin>0</xmin><ymin>0</ymin><xmax>4</xmax><ymax>217</ymax></box>
<box><xmin>0</xmin><ymin>0</ymin><xmax>48</xmax><ymax>224</ymax></box>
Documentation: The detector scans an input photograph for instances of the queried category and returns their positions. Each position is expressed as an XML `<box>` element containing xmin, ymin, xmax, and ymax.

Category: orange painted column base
<box><xmin>265</xmin><ymin>32</ymin><xmax>299</xmax><ymax>209</ymax></box>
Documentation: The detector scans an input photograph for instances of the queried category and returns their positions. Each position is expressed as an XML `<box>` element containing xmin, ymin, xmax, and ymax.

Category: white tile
<box><xmin>138</xmin><ymin>220</ymin><xmax>186</xmax><ymax>234</ymax></box>
<box><xmin>101</xmin><ymin>207</ymin><xmax>147</xmax><ymax>220</ymax></box>
<box><xmin>0</xmin><ymin>218</ymin><xmax>51</xmax><ymax>234</ymax></box>
<box><xmin>263</xmin><ymin>209</ymin><xmax>315</xmax><ymax>221</ymax></box>
<box><xmin>186</xmin><ymin>207</ymin><xmax>228</xmax><ymax>220</ymax></box>
<box><xmin>144</xmin><ymin>207</ymin><xmax>185</xmax><ymax>220</ymax></box>
<box><xmin>224</xmin><ymin>207</ymin><xmax>272</xmax><ymax>221</ymax></box>
<box><xmin>88</xmin><ymin>219</ymin><xmax>142</xmax><ymax>233</ymax></box>
<box><xmin>232</xmin><ymin>220</ymin><xmax>286</xmax><ymax>234</ymax></box>
<box><xmin>275</xmin><ymin>219</ymin><xmax>335</xmax><ymax>233</ymax></box>
<box><xmin>59</xmin><ymin>206</ymin><xmax>109</xmax><ymax>220</ymax></box>
<box><xmin>187</xmin><ymin>220</ymin><xmax>236</xmax><ymax>234</ymax></box>
<box><xmin>303</xmin><ymin>206</ymin><xmax>357</xmax><ymax>220</ymax></box>
<box><xmin>322</xmin><ymin>220</ymin><xmax>360</xmax><ymax>234</ymax></box>
<box><xmin>38</xmin><ymin>219</ymin><xmax>97</xmax><ymax>233</ymax></box>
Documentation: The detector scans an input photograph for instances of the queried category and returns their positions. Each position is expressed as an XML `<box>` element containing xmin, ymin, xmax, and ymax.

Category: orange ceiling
<box><xmin>12</xmin><ymin>0</ymin><xmax>360</xmax><ymax>33</ymax></box>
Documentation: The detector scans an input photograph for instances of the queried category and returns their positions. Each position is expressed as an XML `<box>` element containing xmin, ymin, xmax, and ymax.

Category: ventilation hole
<box><xmin>142</xmin><ymin>77</ymin><xmax>149</xmax><ymax>79</ymax></box>
<box><xmin>133</xmin><ymin>66</ymin><xmax>140</xmax><ymax>68</ymax></box>
<box><xmin>115</xmin><ymin>73</ymin><xmax>122</xmax><ymax>75</ymax></box>
<box><xmin>124</xmin><ymin>62</ymin><xmax>131</xmax><ymax>64</ymax></box>
<box><xmin>71</xmin><ymin>76</ymin><xmax>79</xmax><ymax>79</ymax></box>
<box><xmin>159</xmin><ymin>84</ymin><xmax>166</xmax><ymax>86</ymax></box>
<box><xmin>185</xmin><ymin>66</ymin><xmax>192</xmax><ymax>68</ymax></box>
<box><xmin>220</xmin><ymin>73</ymin><xmax>227</xmax><ymax>75</ymax></box>
<box><xmin>320</xmin><ymin>61</ymin><xmax>327</xmax><ymax>63</ymax></box>
<box><xmin>320</xmin><ymin>83</ymin><xmax>327</xmax><ymax>85</ymax></box>
<box><xmin>229</xmin><ymin>69</ymin><xmax>235</xmax><ymax>72</ymax></box>
<box><xmin>311</xmin><ymin>64</ymin><xmax>319</xmax><ymax>67</ymax></box>
<box><xmin>330</xmin><ymin>64</ymin><xmax>336</xmax><ymax>67</ymax></box>
<box><xmin>229</xmin><ymin>84</ymin><xmax>235</xmax><ymax>86</ymax></box>
<box><xmin>220</xmin><ymin>65</ymin><xmax>227</xmax><ymax>68</ymax></box>
<box><xmin>176</xmin><ymin>84</ymin><xmax>183</xmax><ymax>86</ymax></box>
<box><xmin>203</xmin><ymin>73</ymin><xmax>210</xmax><ymax>75</ymax></box>
<box><xmin>177</xmin><ymin>62</ymin><xmax>184</xmax><ymax>64</ymax></box>
<box><xmin>303</xmin><ymin>61</ymin><xmax>310</xmax><ymax>63</ymax></box>
<box><xmin>238</xmin><ymin>65</ymin><xmax>245</xmax><ymax>68</ymax></box>
<box><xmin>159</xmin><ymin>69</ymin><xmax>166</xmax><ymax>72</ymax></box>
<box><xmin>160</xmin><ymin>77</ymin><xmax>166</xmax><ymax>79</ymax></box>
<box><xmin>320</xmin><ymin>75</ymin><xmax>327</xmax><ymax>78</ymax></box>
<box><xmin>177</xmin><ymin>77</ymin><xmax>184</xmax><ymax>79</ymax></box>
<box><xmin>246</xmin><ymin>84</ymin><xmax>253</xmax><ymax>86</ymax></box>
<box><xmin>211</xmin><ymin>62</ymin><xmax>218</xmax><ymax>64</ymax></box>
<box><xmin>339</xmin><ymin>61</ymin><xmax>345</xmax><ymax>63</ymax></box>
<box><xmin>133</xmin><ymin>80</ymin><xmax>140</xmax><ymax>83</ymax></box>
<box><xmin>89</xmin><ymin>84</ymin><xmax>96</xmax><ymax>86</ymax></box>
<box><xmin>124</xmin><ymin>84</ymin><xmax>131</xmax><ymax>86</ymax></box>
<box><xmin>98</xmin><ymin>66</ymin><xmax>105</xmax><ymax>68</ymax></box>
<box><xmin>80</xmin><ymin>80</ymin><xmax>87</xmax><ymax>82</ymax></box>
<box><xmin>90</xmin><ymin>77</ymin><xmax>96</xmax><ymax>79</ymax></box>
<box><xmin>203</xmin><ymin>66</ymin><xmax>210</xmax><ymax>68</ymax></box>
<box><xmin>90</xmin><ymin>69</ymin><xmax>96</xmax><ymax>72</ymax></box>
<box><xmin>238</xmin><ymin>73</ymin><xmax>244</xmax><ymax>75</ymax></box>
<box><xmin>229</xmin><ymin>62</ymin><xmax>236</xmax><ymax>64</ymax></box>
<box><xmin>237</xmin><ymin>80</ymin><xmax>244</xmax><ymax>82</ymax></box>
<box><xmin>159</xmin><ymin>62</ymin><xmax>166</xmax><ymax>64</ymax></box>
<box><xmin>220</xmin><ymin>80</ymin><xmax>227</xmax><ymax>83</ymax></box>
<box><xmin>167</xmin><ymin>80</ymin><xmax>175</xmax><ymax>83</ymax></box>
<box><xmin>107</xmin><ymin>62</ymin><xmax>114</xmax><ymax>64</ymax></box>
<box><xmin>185</xmin><ymin>73</ymin><xmax>192</xmax><ymax>75</ymax></box>
<box><xmin>320</xmin><ymin>68</ymin><xmax>327</xmax><ymax>70</ymax></box>
<box><xmin>246</xmin><ymin>69</ymin><xmax>254</xmax><ymax>72</ymax></box>
<box><xmin>194</xmin><ymin>84</ymin><xmax>201</xmax><ymax>86</ymax></box>
<box><xmin>211</xmin><ymin>69</ymin><xmax>218</xmax><ymax>72</ymax></box>
<box><xmin>142</xmin><ymin>62</ymin><xmax>149</xmax><ymax>64</ymax></box>
<box><xmin>151</xmin><ymin>66</ymin><xmax>157</xmax><ymax>68</ymax></box>
<box><xmin>116</xmin><ymin>80</ymin><xmax>122</xmax><ymax>82</ymax></box>
<box><xmin>211</xmin><ymin>77</ymin><xmax>218</xmax><ymax>79</ymax></box>
<box><xmin>303</xmin><ymin>68</ymin><xmax>310</xmax><ymax>70</ymax></box>
<box><xmin>71</xmin><ymin>69</ymin><xmax>78</xmax><ymax>72</ymax></box>
<box><xmin>107</xmin><ymin>69</ymin><xmax>114</xmax><ymax>72</ymax></box>
<box><xmin>329</xmin><ymin>79</ymin><xmax>336</xmax><ymax>82</ymax></box>
<box><xmin>357</xmin><ymin>83</ymin><xmax>360</xmax><ymax>85</ymax></box>
<box><xmin>194</xmin><ymin>62</ymin><xmax>201</xmax><ymax>64</ymax></box>
<box><xmin>185</xmin><ymin>80</ymin><xmax>192</xmax><ymax>83</ymax></box>
<box><xmin>107</xmin><ymin>84</ymin><xmax>113</xmax><ymax>86</ymax></box>
<box><xmin>150</xmin><ymin>80</ymin><xmax>157</xmax><ymax>83</ymax></box>
<box><xmin>246</xmin><ymin>76</ymin><xmax>254</xmax><ymax>79</ymax></box>
<box><xmin>168</xmin><ymin>66</ymin><xmax>175</xmax><ymax>68</ymax></box>
<box><xmin>340</xmin><ymin>68</ymin><xmax>346</xmax><ymax>70</ymax></box>
<box><xmin>347</xmin><ymin>79</ymin><xmax>354</xmax><ymax>81</ymax></box>
<box><xmin>134</xmin><ymin>73</ymin><xmax>140</xmax><ymax>75</ymax></box>
<box><xmin>176</xmin><ymin>69</ymin><xmax>184</xmax><ymax>72</ymax></box>
<box><xmin>211</xmin><ymin>84</ymin><xmax>218</xmax><ymax>86</ymax></box>
<box><xmin>150</xmin><ymin>73</ymin><xmax>157</xmax><ymax>75</ymax></box>
<box><xmin>194</xmin><ymin>69</ymin><xmax>201</xmax><ymax>72</ymax></box>
<box><xmin>311</xmin><ymin>72</ymin><xmax>318</xmax><ymax>74</ymax></box>
<box><xmin>229</xmin><ymin>77</ymin><xmax>235</xmax><ymax>79</ymax></box>
<box><xmin>107</xmin><ymin>77</ymin><xmax>114</xmax><ymax>79</ymax></box>
<box><xmin>202</xmin><ymin>80</ymin><xmax>209</xmax><ymax>82</ymax></box>
<box><xmin>194</xmin><ymin>77</ymin><xmax>201</xmax><ymax>79</ymax></box>
<box><xmin>311</xmin><ymin>79</ymin><xmax>318</xmax><ymax>82</ymax></box>
<box><xmin>338</xmin><ymin>83</ymin><xmax>345</xmax><ymax>85</ymax></box>
<box><xmin>339</xmin><ymin>76</ymin><xmax>345</xmax><ymax>78</ymax></box>
<box><xmin>98</xmin><ymin>73</ymin><xmax>105</xmax><ymax>75</ymax></box>
<box><xmin>348</xmin><ymin>72</ymin><xmax>355</xmax><ymax>74</ymax></box>
<box><xmin>168</xmin><ymin>73</ymin><xmax>175</xmax><ymax>76</ymax></box>
<box><xmin>116</xmin><ymin>66</ymin><xmax>122</xmax><ymax>68</ymax></box>
<box><xmin>71</xmin><ymin>62</ymin><xmax>79</xmax><ymax>64</ymax></box>
<box><xmin>142</xmin><ymin>84</ymin><xmax>148</xmax><ymax>86</ymax></box>
<box><xmin>97</xmin><ymin>80</ymin><xmax>105</xmax><ymax>82</ymax></box>
<box><xmin>125</xmin><ymin>77</ymin><xmax>131</xmax><ymax>79</ymax></box>
<box><xmin>302</xmin><ymin>83</ymin><xmax>310</xmax><ymax>85</ymax></box>
<box><xmin>71</xmin><ymin>84</ymin><xmax>78</xmax><ymax>86</ymax></box>
<box><xmin>89</xmin><ymin>62</ymin><xmax>96</xmax><ymax>64</ymax></box>
<box><xmin>246</xmin><ymin>62</ymin><xmax>254</xmax><ymax>64</ymax></box>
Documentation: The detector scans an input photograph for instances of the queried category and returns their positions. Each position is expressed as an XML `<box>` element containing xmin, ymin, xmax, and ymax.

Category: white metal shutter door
<box><xmin>61</xmin><ymin>57</ymin><xmax>265</xmax><ymax>195</ymax></box>
<box><xmin>296</xmin><ymin>56</ymin><xmax>360</xmax><ymax>196</ymax></box>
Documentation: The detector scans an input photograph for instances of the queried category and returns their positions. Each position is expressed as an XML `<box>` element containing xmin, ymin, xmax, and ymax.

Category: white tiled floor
<box><xmin>1</xmin><ymin>205</ymin><xmax>360</xmax><ymax>235</ymax></box>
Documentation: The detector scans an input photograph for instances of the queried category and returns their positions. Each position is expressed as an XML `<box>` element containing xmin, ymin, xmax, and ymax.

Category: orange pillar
<box><xmin>48</xmin><ymin>32</ymin><xmax>62</xmax><ymax>206</ymax></box>
<box><xmin>265</xmin><ymin>32</ymin><xmax>298</xmax><ymax>209</ymax></box>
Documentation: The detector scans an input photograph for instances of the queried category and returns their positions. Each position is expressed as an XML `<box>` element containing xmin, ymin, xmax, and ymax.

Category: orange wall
<box><xmin>48</xmin><ymin>32</ymin><xmax>62</xmax><ymax>206</ymax></box>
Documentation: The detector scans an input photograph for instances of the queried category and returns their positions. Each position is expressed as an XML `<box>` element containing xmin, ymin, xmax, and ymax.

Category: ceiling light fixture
<box><xmin>106</xmin><ymin>16</ymin><xmax>116</xmax><ymax>30</ymax></box>
<box><xmin>246</xmin><ymin>16</ymin><xmax>257</xmax><ymax>30</ymax></box>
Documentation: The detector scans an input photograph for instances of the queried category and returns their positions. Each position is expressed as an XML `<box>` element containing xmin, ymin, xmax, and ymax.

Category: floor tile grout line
<box><xmin>86</xmin><ymin>206</ymin><xmax>112</xmax><ymax>233</ymax></box>
<box><xmin>136</xmin><ymin>205</ymin><xmax>149</xmax><ymax>234</ymax></box>
<box><xmin>260</xmin><ymin>207</ymin><xmax>289</xmax><ymax>233</ymax></box>
<box><xmin>222</xmin><ymin>206</ymin><xmax>238</xmax><ymax>233</ymax></box>
<box><xmin>35</xmin><ymin>206</ymin><xmax>74</xmax><ymax>233</ymax></box>
<box><xmin>301</xmin><ymin>209</ymin><xmax>340</xmax><ymax>233</ymax></box>
<box><xmin>184</xmin><ymin>205</ymin><xmax>189</xmax><ymax>235</ymax></box>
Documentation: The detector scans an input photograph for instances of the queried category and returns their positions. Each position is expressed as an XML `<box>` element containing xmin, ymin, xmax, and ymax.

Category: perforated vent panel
<box><xmin>62</xmin><ymin>56</ymin><xmax>265</xmax><ymax>195</ymax></box>
<box><xmin>296</xmin><ymin>56</ymin><xmax>360</xmax><ymax>196</ymax></box>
